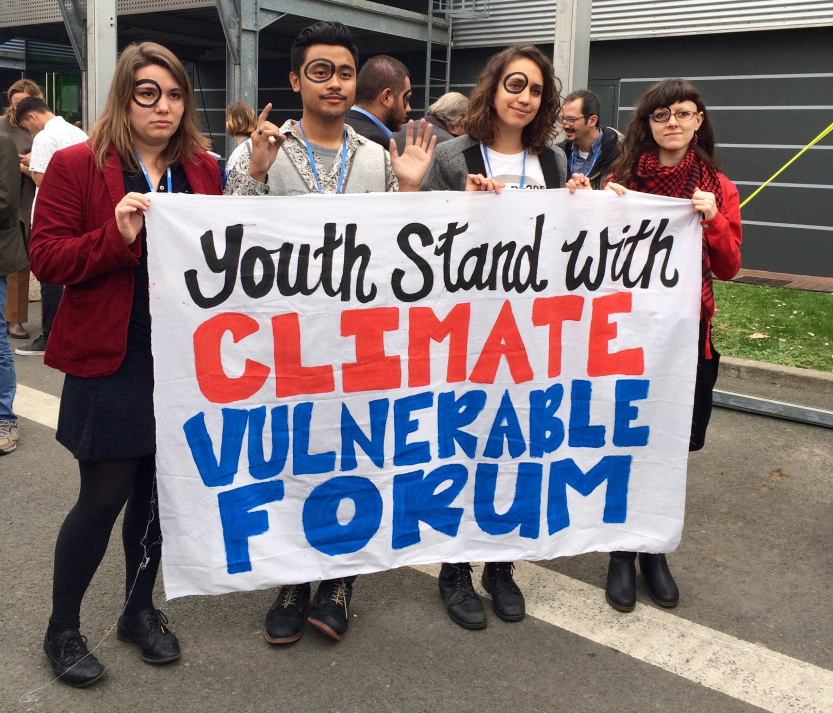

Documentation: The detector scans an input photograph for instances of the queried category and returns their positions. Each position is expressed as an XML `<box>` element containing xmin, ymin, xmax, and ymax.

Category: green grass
<box><xmin>712</xmin><ymin>281</ymin><xmax>833</xmax><ymax>372</ymax></box>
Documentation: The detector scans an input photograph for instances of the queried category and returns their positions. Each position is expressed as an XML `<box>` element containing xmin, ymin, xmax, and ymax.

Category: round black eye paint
<box><xmin>304</xmin><ymin>58</ymin><xmax>337</xmax><ymax>83</ymax></box>
<box><xmin>502</xmin><ymin>71</ymin><xmax>529</xmax><ymax>94</ymax></box>
<box><xmin>132</xmin><ymin>78</ymin><xmax>163</xmax><ymax>108</ymax></box>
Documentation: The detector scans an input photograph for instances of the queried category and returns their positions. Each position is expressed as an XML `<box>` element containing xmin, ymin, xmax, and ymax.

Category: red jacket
<box><xmin>30</xmin><ymin>142</ymin><xmax>222</xmax><ymax>376</ymax></box>
<box><xmin>703</xmin><ymin>173</ymin><xmax>742</xmax><ymax>283</ymax></box>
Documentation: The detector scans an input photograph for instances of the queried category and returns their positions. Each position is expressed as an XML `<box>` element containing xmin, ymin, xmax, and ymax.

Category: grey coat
<box><xmin>421</xmin><ymin>134</ymin><xmax>567</xmax><ymax>192</ymax></box>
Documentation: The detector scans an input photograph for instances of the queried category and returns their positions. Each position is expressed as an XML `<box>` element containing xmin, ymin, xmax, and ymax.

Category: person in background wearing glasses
<box><xmin>557</xmin><ymin>89</ymin><xmax>623</xmax><ymax>190</ymax></box>
<box><xmin>570</xmin><ymin>78</ymin><xmax>741</xmax><ymax>613</ymax></box>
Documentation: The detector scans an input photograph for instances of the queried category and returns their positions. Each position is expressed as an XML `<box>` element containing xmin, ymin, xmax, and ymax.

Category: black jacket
<box><xmin>558</xmin><ymin>125</ymin><xmax>624</xmax><ymax>189</ymax></box>
<box><xmin>344</xmin><ymin>109</ymin><xmax>392</xmax><ymax>150</ymax></box>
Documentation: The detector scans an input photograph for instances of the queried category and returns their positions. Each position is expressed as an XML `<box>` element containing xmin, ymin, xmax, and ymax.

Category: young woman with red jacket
<box><xmin>30</xmin><ymin>42</ymin><xmax>222</xmax><ymax>687</ymax></box>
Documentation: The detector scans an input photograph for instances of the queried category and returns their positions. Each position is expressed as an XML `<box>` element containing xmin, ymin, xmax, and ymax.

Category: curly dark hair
<box><xmin>610</xmin><ymin>78</ymin><xmax>720</xmax><ymax>187</ymax></box>
<box><xmin>464</xmin><ymin>44</ymin><xmax>561</xmax><ymax>155</ymax></box>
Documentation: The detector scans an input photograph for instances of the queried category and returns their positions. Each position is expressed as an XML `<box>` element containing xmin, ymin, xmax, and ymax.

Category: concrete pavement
<box><xmin>2</xmin><ymin>312</ymin><xmax>832</xmax><ymax>713</ymax></box>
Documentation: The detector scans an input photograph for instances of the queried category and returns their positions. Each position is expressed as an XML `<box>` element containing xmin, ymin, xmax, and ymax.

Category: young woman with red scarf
<box><xmin>597</xmin><ymin>78</ymin><xmax>742</xmax><ymax>612</ymax></box>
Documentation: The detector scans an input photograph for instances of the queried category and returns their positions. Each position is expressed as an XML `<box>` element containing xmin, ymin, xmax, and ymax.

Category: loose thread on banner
<box><xmin>19</xmin><ymin>482</ymin><xmax>163</xmax><ymax>704</ymax></box>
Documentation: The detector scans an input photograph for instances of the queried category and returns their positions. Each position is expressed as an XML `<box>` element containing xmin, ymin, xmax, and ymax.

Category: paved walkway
<box><xmin>733</xmin><ymin>268</ymin><xmax>833</xmax><ymax>293</ymax></box>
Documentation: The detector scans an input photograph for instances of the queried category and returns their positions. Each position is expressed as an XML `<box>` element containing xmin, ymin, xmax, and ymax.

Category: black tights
<box><xmin>49</xmin><ymin>455</ymin><xmax>161</xmax><ymax>632</ymax></box>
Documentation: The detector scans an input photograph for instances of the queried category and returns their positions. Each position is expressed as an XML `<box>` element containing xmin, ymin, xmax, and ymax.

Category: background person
<box><xmin>557</xmin><ymin>89</ymin><xmax>623</xmax><ymax>190</ymax></box>
<box><xmin>421</xmin><ymin>44</ymin><xmax>567</xmax><ymax>630</ymax></box>
<box><xmin>29</xmin><ymin>41</ymin><xmax>222</xmax><ymax>687</ymax></box>
<box><xmin>0</xmin><ymin>135</ymin><xmax>25</xmax><ymax>454</ymax></box>
<box><xmin>224</xmin><ymin>101</ymin><xmax>257</xmax><ymax>174</ymax></box>
<box><xmin>345</xmin><ymin>54</ymin><xmax>412</xmax><ymax>149</ymax></box>
<box><xmin>14</xmin><ymin>96</ymin><xmax>88</xmax><ymax>357</ymax></box>
<box><xmin>393</xmin><ymin>90</ymin><xmax>468</xmax><ymax>155</ymax></box>
<box><xmin>0</xmin><ymin>79</ymin><xmax>42</xmax><ymax>340</ymax></box>
<box><xmin>593</xmin><ymin>78</ymin><xmax>742</xmax><ymax>613</ymax></box>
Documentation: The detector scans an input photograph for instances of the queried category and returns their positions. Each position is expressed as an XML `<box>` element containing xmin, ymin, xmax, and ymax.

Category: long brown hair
<box><xmin>88</xmin><ymin>42</ymin><xmax>209</xmax><ymax>172</ymax></box>
<box><xmin>610</xmin><ymin>78</ymin><xmax>719</xmax><ymax>186</ymax></box>
<box><xmin>464</xmin><ymin>44</ymin><xmax>561</xmax><ymax>155</ymax></box>
<box><xmin>5</xmin><ymin>78</ymin><xmax>43</xmax><ymax>126</ymax></box>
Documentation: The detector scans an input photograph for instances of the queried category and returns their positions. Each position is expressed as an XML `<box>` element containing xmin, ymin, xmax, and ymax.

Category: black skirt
<box><xmin>55</xmin><ymin>164</ymin><xmax>192</xmax><ymax>463</ymax></box>
<box><xmin>56</xmin><ymin>330</ymin><xmax>155</xmax><ymax>462</ymax></box>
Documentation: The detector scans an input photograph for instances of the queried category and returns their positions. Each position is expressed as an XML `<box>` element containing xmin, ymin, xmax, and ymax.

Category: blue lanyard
<box><xmin>134</xmin><ymin>152</ymin><xmax>172</xmax><ymax>193</ymax></box>
<box><xmin>483</xmin><ymin>144</ymin><xmax>526</xmax><ymax>189</ymax></box>
<box><xmin>569</xmin><ymin>137</ymin><xmax>602</xmax><ymax>178</ymax></box>
<box><xmin>349</xmin><ymin>106</ymin><xmax>393</xmax><ymax>139</ymax></box>
<box><xmin>296</xmin><ymin>122</ymin><xmax>348</xmax><ymax>195</ymax></box>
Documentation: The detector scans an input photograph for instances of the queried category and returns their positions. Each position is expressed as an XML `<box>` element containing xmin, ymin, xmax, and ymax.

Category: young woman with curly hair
<box><xmin>421</xmin><ymin>44</ymin><xmax>567</xmax><ymax>631</ymax></box>
<box><xmin>421</xmin><ymin>43</ymin><xmax>566</xmax><ymax>194</ymax></box>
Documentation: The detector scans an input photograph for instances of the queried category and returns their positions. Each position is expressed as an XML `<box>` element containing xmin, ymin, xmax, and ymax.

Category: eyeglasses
<box><xmin>559</xmin><ymin>114</ymin><xmax>587</xmax><ymax>126</ymax></box>
<box><xmin>649</xmin><ymin>109</ymin><xmax>699</xmax><ymax>123</ymax></box>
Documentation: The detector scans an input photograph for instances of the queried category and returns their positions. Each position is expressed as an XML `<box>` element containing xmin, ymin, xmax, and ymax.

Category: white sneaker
<box><xmin>0</xmin><ymin>420</ymin><xmax>18</xmax><ymax>454</ymax></box>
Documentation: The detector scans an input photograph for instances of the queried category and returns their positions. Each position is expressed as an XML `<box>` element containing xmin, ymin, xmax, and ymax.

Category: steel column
<box><xmin>553</xmin><ymin>0</ymin><xmax>592</xmax><ymax>96</ymax></box>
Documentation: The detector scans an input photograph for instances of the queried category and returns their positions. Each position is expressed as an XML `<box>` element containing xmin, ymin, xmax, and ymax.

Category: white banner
<box><xmin>145</xmin><ymin>189</ymin><xmax>702</xmax><ymax>599</ymax></box>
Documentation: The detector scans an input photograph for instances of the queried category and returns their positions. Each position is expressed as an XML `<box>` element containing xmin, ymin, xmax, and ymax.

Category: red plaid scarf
<box><xmin>631</xmin><ymin>148</ymin><xmax>723</xmax><ymax>324</ymax></box>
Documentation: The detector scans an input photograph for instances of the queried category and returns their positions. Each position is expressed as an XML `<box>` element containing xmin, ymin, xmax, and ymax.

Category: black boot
<box><xmin>606</xmin><ymin>551</ymin><xmax>637</xmax><ymax>612</ymax></box>
<box><xmin>264</xmin><ymin>583</ymin><xmax>311</xmax><ymax>644</ymax></box>
<box><xmin>438</xmin><ymin>563</ymin><xmax>486</xmax><ymax>629</ymax></box>
<box><xmin>308</xmin><ymin>578</ymin><xmax>353</xmax><ymax>641</ymax></box>
<box><xmin>117</xmin><ymin>608</ymin><xmax>180</xmax><ymax>663</ymax></box>
<box><xmin>638</xmin><ymin>553</ymin><xmax>679</xmax><ymax>607</ymax></box>
<box><xmin>481</xmin><ymin>562</ymin><xmax>525</xmax><ymax>622</ymax></box>
<box><xmin>43</xmin><ymin>627</ymin><xmax>106</xmax><ymax>688</ymax></box>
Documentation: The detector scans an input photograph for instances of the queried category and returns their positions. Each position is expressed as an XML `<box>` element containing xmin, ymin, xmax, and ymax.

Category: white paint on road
<box><xmin>14</xmin><ymin>384</ymin><xmax>60</xmax><ymax>430</ymax></box>
<box><xmin>15</xmin><ymin>386</ymin><xmax>833</xmax><ymax>713</ymax></box>
<box><xmin>413</xmin><ymin>562</ymin><xmax>833</xmax><ymax>713</ymax></box>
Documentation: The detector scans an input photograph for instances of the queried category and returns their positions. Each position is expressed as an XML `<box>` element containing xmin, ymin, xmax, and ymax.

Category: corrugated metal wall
<box><xmin>0</xmin><ymin>0</ymin><xmax>214</xmax><ymax>27</ymax></box>
<box><xmin>453</xmin><ymin>0</ymin><xmax>833</xmax><ymax>48</ymax></box>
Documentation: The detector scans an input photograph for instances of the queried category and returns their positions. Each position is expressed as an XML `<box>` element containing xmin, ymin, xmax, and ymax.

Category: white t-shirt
<box><xmin>28</xmin><ymin>116</ymin><xmax>88</xmax><ymax>174</ymax></box>
<box><xmin>480</xmin><ymin>144</ymin><xmax>546</xmax><ymax>189</ymax></box>
<box><xmin>225</xmin><ymin>138</ymin><xmax>252</xmax><ymax>174</ymax></box>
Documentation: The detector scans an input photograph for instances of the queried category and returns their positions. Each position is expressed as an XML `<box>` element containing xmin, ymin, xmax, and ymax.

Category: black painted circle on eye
<box><xmin>502</xmin><ymin>72</ymin><xmax>529</xmax><ymax>94</ymax></box>
<box><xmin>303</xmin><ymin>58</ymin><xmax>336</xmax><ymax>83</ymax></box>
<box><xmin>132</xmin><ymin>78</ymin><xmax>162</xmax><ymax>108</ymax></box>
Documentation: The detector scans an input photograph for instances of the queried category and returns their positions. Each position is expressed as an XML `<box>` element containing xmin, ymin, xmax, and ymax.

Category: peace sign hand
<box><xmin>248</xmin><ymin>103</ymin><xmax>285</xmax><ymax>182</ymax></box>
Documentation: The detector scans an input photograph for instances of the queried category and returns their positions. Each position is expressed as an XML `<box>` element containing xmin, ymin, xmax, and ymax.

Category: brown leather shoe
<box><xmin>6</xmin><ymin>322</ymin><xmax>29</xmax><ymax>339</ymax></box>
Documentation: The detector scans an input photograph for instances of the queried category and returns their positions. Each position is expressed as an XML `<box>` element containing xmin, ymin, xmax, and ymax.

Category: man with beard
<box><xmin>344</xmin><ymin>55</ymin><xmax>412</xmax><ymax>149</ymax></box>
<box><xmin>557</xmin><ymin>89</ymin><xmax>623</xmax><ymax>190</ymax></box>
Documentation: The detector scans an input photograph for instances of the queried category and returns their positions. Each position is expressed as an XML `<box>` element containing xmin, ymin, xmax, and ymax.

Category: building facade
<box><xmin>1</xmin><ymin>0</ymin><xmax>831</xmax><ymax>276</ymax></box>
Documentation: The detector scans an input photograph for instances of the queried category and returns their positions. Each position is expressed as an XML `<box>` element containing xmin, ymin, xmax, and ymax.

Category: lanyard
<box><xmin>134</xmin><ymin>152</ymin><xmax>172</xmax><ymax>193</ymax></box>
<box><xmin>296</xmin><ymin>121</ymin><xmax>348</xmax><ymax>195</ymax></box>
<box><xmin>569</xmin><ymin>137</ymin><xmax>602</xmax><ymax>178</ymax></box>
<box><xmin>483</xmin><ymin>144</ymin><xmax>526</xmax><ymax>189</ymax></box>
<box><xmin>349</xmin><ymin>106</ymin><xmax>393</xmax><ymax>139</ymax></box>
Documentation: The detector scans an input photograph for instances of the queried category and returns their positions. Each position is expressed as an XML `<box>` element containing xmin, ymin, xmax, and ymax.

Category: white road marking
<box><xmin>13</xmin><ymin>384</ymin><xmax>60</xmax><ymax>430</ymax></box>
<box><xmin>414</xmin><ymin>562</ymin><xmax>833</xmax><ymax>713</ymax></box>
<box><xmin>15</xmin><ymin>385</ymin><xmax>833</xmax><ymax>712</ymax></box>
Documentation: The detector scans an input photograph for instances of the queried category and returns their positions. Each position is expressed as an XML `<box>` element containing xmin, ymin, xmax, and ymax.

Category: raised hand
<box><xmin>389</xmin><ymin>119</ymin><xmax>437</xmax><ymax>192</ymax></box>
<box><xmin>248</xmin><ymin>103</ymin><xmax>286</xmax><ymax>182</ymax></box>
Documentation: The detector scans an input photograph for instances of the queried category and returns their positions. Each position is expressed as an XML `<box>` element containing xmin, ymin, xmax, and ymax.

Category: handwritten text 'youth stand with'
<box><xmin>145</xmin><ymin>189</ymin><xmax>702</xmax><ymax>599</ymax></box>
